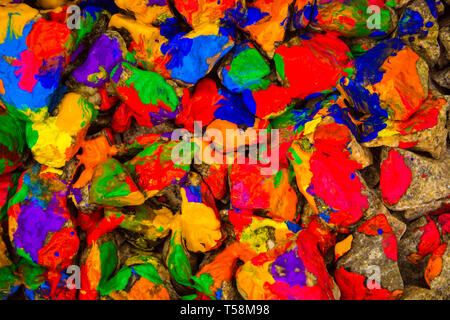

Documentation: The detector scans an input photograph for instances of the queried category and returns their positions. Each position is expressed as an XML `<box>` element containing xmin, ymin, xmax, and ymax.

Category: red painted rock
<box><xmin>379</xmin><ymin>147</ymin><xmax>450</xmax><ymax>211</ymax></box>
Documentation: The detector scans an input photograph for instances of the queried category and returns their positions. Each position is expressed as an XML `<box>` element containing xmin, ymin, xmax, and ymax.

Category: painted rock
<box><xmin>346</xmin><ymin>36</ymin><xmax>378</xmax><ymax>58</ymax></box>
<box><xmin>194</xmin><ymin>242</ymin><xmax>248</xmax><ymax>300</ymax></box>
<box><xmin>0</xmin><ymin>175</ymin><xmax>11</xmax><ymax>216</ymax></box>
<box><xmin>287</xmin><ymin>96</ymin><xmax>372</xmax><ymax>230</ymax></box>
<box><xmin>175</xmin><ymin>78</ymin><xmax>222</xmax><ymax>131</ymax></box>
<box><xmin>192</xmin><ymin>162</ymin><xmax>228</xmax><ymax>200</ymax></box>
<box><xmin>268</xmin><ymin>106</ymin><xmax>313</xmax><ymax>169</ymax></box>
<box><xmin>72</xmin><ymin>30</ymin><xmax>127</xmax><ymax>88</ymax></box>
<box><xmin>101</xmin><ymin>177</ymin><xmax>223</xmax><ymax>252</ymax></box>
<box><xmin>220</xmin><ymin>43</ymin><xmax>271</xmax><ymax>93</ymax></box>
<box><xmin>231</xmin><ymin>0</ymin><xmax>294</xmax><ymax>55</ymax></box>
<box><xmin>436</xmin><ymin>213</ymin><xmax>450</xmax><ymax>243</ymax></box>
<box><xmin>193</xmin><ymin>211</ymin><xmax>302</xmax><ymax>300</ymax></box>
<box><xmin>107</xmin><ymin>262</ymin><xmax>173</xmax><ymax>300</ymax></box>
<box><xmin>89</xmin><ymin>158</ymin><xmax>145</xmax><ymax>207</ymax></box>
<box><xmin>339</xmin><ymin>39</ymin><xmax>429</xmax><ymax>123</ymax></box>
<box><xmin>7</xmin><ymin>165</ymin><xmax>79</xmax><ymax>271</ymax></box>
<box><xmin>236</xmin><ymin>229</ymin><xmax>340</xmax><ymax>300</ymax></box>
<box><xmin>194</xmin><ymin>207</ymin><xmax>302</xmax><ymax>300</ymax></box>
<box><xmin>125</xmin><ymin>139</ymin><xmax>192</xmax><ymax>197</ymax></box>
<box><xmin>176</xmin><ymin>187</ymin><xmax>223</xmax><ymax>253</ymax></box>
<box><xmin>160</xmin><ymin>24</ymin><xmax>234</xmax><ymax>84</ymax></box>
<box><xmin>398</xmin><ymin>0</ymin><xmax>440</xmax><ymax>66</ymax></box>
<box><xmin>173</xmin><ymin>0</ymin><xmax>235</xmax><ymax>29</ymax></box>
<box><xmin>425</xmin><ymin>243</ymin><xmax>449</xmax><ymax>299</ymax></box>
<box><xmin>114</xmin><ymin>0</ymin><xmax>173</xmax><ymax>25</ymax></box>
<box><xmin>26</xmin><ymin>93</ymin><xmax>98</xmax><ymax>168</ymax></box>
<box><xmin>103</xmin><ymin>205</ymin><xmax>172</xmax><ymax>245</ymax></box>
<box><xmin>361</xmin><ymin>93</ymin><xmax>448</xmax><ymax>159</ymax></box>
<box><xmin>31</xmin><ymin>268</ymin><xmax>78</xmax><ymax>300</ymax></box>
<box><xmin>108</xmin><ymin>14</ymin><xmax>169</xmax><ymax>74</ymax></box>
<box><xmin>292</xmin><ymin>0</ymin><xmax>316</xmax><ymax>29</ymax></box>
<box><xmin>250</xmin><ymin>33</ymin><xmax>352</xmax><ymax>119</ymax></box>
<box><xmin>335</xmin><ymin>214</ymin><xmax>404</xmax><ymax>300</ymax></box>
<box><xmin>202</xmin><ymin>118</ymin><xmax>270</xmax><ymax>155</ymax></box>
<box><xmin>79</xmin><ymin>236</ymin><xmax>171</xmax><ymax>299</ymax></box>
<box><xmin>228</xmin><ymin>210</ymin><xmax>301</xmax><ymax>257</ymax></box>
<box><xmin>0</xmin><ymin>114</ymin><xmax>26</xmax><ymax>175</ymax></box>
<box><xmin>78</xmin><ymin>232</ymin><xmax>173</xmax><ymax>300</ymax></box>
<box><xmin>72</xmin><ymin>134</ymin><xmax>119</xmax><ymax>189</ymax></box>
<box><xmin>356</xmin><ymin>185</ymin><xmax>407</xmax><ymax>240</ymax></box>
<box><xmin>0</xmin><ymin>173</ymin><xmax>20</xmax><ymax>222</ymax></box>
<box><xmin>110</xmin><ymin>61</ymin><xmax>179</xmax><ymax>132</ymax></box>
<box><xmin>313</xmin><ymin>0</ymin><xmax>396</xmax><ymax>38</ymax></box>
<box><xmin>98</xmin><ymin>242</ymin><xmax>175</xmax><ymax>300</ymax></box>
<box><xmin>379</xmin><ymin>148</ymin><xmax>450</xmax><ymax>211</ymax></box>
<box><xmin>210</xmin><ymin>88</ymin><xmax>260</xmax><ymax>128</ymax></box>
<box><xmin>163</xmin><ymin>228</ymin><xmax>209</xmax><ymax>296</ymax></box>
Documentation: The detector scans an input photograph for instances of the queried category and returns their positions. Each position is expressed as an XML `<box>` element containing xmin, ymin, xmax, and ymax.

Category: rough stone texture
<box><xmin>336</xmin><ymin>227</ymin><xmax>404</xmax><ymax>293</ymax></box>
<box><xmin>359</xmin><ymin>164</ymin><xmax>381</xmax><ymax>189</ymax></box>
<box><xmin>432</xmin><ymin>67</ymin><xmax>450</xmax><ymax>89</ymax></box>
<box><xmin>400</xmin><ymin>285</ymin><xmax>444</xmax><ymax>299</ymax></box>
<box><xmin>346</xmin><ymin>37</ymin><xmax>377</xmax><ymax>55</ymax></box>
<box><xmin>358</xmin><ymin>182</ymin><xmax>407</xmax><ymax>241</ymax></box>
<box><xmin>380</xmin><ymin>147</ymin><xmax>450</xmax><ymax>211</ymax></box>
<box><xmin>399</xmin><ymin>0</ymin><xmax>440</xmax><ymax>66</ymax></box>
